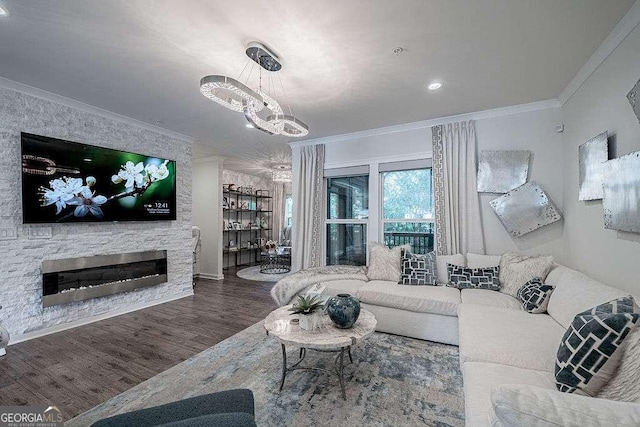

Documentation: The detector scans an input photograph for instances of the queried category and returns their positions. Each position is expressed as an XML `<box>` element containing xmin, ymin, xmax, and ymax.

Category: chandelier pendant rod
<box><xmin>277</xmin><ymin>72</ymin><xmax>293</xmax><ymax>116</ymax></box>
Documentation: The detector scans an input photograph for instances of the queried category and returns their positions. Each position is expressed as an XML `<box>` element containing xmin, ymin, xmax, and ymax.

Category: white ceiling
<box><xmin>0</xmin><ymin>0</ymin><xmax>634</xmax><ymax>175</ymax></box>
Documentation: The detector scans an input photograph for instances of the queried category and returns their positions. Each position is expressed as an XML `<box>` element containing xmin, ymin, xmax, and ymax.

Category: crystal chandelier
<box><xmin>272</xmin><ymin>170</ymin><xmax>292</xmax><ymax>182</ymax></box>
<box><xmin>200</xmin><ymin>42</ymin><xmax>309</xmax><ymax>138</ymax></box>
<box><xmin>272</xmin><ymin>164</ymin><xmax>292</xmax><ymax>182</ymax></box>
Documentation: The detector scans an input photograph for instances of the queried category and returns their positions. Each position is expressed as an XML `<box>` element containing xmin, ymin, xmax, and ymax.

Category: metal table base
<box><xmin>279</xmin><ymin>344</ymin><xmax>353</xmax><ymax>400</ymax></box>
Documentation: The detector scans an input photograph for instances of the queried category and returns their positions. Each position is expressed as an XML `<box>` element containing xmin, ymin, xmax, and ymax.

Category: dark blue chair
<box><xmin>91</xmin><ymin>389</ymin><xmax>256</xmax><ymax>427</ymax></box>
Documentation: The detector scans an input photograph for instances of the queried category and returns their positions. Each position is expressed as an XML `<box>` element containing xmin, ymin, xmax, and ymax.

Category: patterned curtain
<box><xmin>291</xmin><ymin>144</ymin><xmax>325</xmax><ymax>271</ymax></box>
<box><xmin>432</xmin><ymin>121</ymin><xmax>485</xmax><ymax>256</ymax></box>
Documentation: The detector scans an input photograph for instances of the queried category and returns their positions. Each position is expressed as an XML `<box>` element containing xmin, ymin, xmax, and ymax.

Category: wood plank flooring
<box><xmin>0</xmin><ymin>268</ymin><xmax>277</xmax><ymax>421</ymax></box>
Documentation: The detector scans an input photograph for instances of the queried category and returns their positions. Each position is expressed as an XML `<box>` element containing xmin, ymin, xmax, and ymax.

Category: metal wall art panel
<box><xmin>489</xmin><ymin>182</ymin><xmax>562</xmax><ymax>237</ymax></box>
<box><xmin>477</xmin><ymin>150</ymin><xmax>531</xmax><ymax>193</ymax></box>
<box><xmin>628</xmin><ymin>78</ymin><xmax>640</xmax><ymax>124</ymax></box>
<box><xmin>578</xmin><ymin>132</ymin><xmax>608</xmax><ymax>201</ymax></box>
<box><xmin>603</xmin><ymin>151</ymin><xmax>640</xmax><ymax>233</ymax></box>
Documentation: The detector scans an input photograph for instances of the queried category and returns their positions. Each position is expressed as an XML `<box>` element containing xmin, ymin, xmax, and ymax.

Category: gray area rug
<box><xmin>68</xmin><ymin>322</ymin><xmax>464</xmax><ymax>426</ymax></box>
<box><xmin>236</xmin><ymin>265</ymin><xmax>293</xmax><ymax>282</ymax></box>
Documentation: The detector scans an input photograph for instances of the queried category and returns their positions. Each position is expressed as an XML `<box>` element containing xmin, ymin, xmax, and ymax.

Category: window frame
<box><xmin>324</xmin><ymin>174</ymin><xmax>369</xmax><ymax>266</ymax></box>
<box><xmin>379</xmin><ymin>167</ymin><xmax>435</xmax><ymax>253</ymax></box>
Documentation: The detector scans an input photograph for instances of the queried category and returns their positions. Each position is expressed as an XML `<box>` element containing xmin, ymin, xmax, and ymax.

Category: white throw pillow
<box><xmin>436</xmin><ymin>254</ymin><xmax>465</xmax><ymax>284</ymax></box>
<box><xmin>467</xmin><ymin>252</ymin><xmax>502</xmax><ymax>269</ymax></box>
<box><xmin>598</xmin><ymin>327</ymin><xmax>640</xmax><ymax>403</ymax></box>
<box><xmin>366</xmin><ymin>243</ymin><xmax>408</xmax><ymax>282</ymax></box>
<box><xmin>499</xmin><ymin>253</ymin><xmax>554</xmax><ymax>298</ymax></box>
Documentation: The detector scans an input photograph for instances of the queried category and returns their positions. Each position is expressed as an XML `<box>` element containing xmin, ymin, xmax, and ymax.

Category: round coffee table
<box><xmin>264</xmin><ymin>306</ymin><xmax>376</xmax><ymax>400</ymax></box>
<box><xmin>260</xmin><ymin>252</ymin><xmax>291</xmax><ymax>274</ymax></box>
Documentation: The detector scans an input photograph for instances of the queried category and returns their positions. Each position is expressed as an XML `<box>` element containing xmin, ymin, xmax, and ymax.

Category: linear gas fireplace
<box><xmin>42</xmin><ymin>250</ymin><xmax>167</xmax><ymax>307</ymax></box>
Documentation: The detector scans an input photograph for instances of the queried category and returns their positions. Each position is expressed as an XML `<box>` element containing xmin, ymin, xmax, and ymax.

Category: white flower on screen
<box><xmin>40</xmin><ymin>177</ymin><xmax>83</xmax><ymax>214</ymax></box>
<box><xmin>145</xmin><ymin>160</ymin><xmax>170</xmax><ymax>182</ymax></box>
<box><xmin>68</xmin><ymin>186</ymin><xmax>107</xmax><ymax>218</ymax></box>
<box><xmin>115</xmin><ymin>161</ymin><xmax>144</xmax><ymax>189</ymax></box>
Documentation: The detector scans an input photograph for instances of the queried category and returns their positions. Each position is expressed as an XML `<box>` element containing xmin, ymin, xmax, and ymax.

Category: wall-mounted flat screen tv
<box><xmin>21</xmin><ymin>133</ymin><xmax>177</xmax><ymax>223</ymax></box>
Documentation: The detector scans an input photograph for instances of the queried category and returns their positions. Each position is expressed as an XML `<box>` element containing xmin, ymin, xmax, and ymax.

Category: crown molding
<box><xmin>0</xmin><ymin>76</ymin><xmax>196</xmax><ymax>143</ymax></box>
<box><xmin>289</xmin><ymin>99</ymin><xmax>560</xmax><ymax>148</ymax></box>
<box><xmin>558</xmin><ymin>0</ymin><xmax>640</xmax><ymax>106</ymax></box>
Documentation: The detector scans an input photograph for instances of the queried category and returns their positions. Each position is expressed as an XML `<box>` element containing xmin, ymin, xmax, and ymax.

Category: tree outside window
<box><xmin>382</xmin><ymin>169</ymin><xmax>434</xmax><ymax>254</ymax></box>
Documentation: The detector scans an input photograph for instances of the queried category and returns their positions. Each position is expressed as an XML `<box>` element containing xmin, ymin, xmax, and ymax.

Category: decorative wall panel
<box><xmin>628</xmin><ymin>78</ymin><xmax>640</xmax><ymax>124</ymax></box>
<box><xmin>477</xmin><ymin>150</ymin><xmax>530</xmax><ymax>193</ymax></box>
<box><xmin>578</xmin><ymin>132</ymin><xmax>608</xmax><ymax>201</ymax></box>
<box><xmin>603</xmin><ymin>151</ymin><xmax>640</xmax><ymax>233</ymax></box>
<box><xmin>490</xmin><ymin>182</ymin><xmax>562</xmax><ymax>237</ymax></box>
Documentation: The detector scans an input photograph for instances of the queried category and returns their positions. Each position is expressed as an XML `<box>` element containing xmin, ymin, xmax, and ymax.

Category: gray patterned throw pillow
<box><xmin>447</xmin><ymin>264</ymin><xmax>500</xmax><ymax>290</ymax></box>
<box><xmin>398</xmin><ymin>249</ymin><xmax>437</xmax><ymax>285</ymax></box>
<box><xmin>517</xmin><ymin>278</ymin><xmax>555</xmax><ymax>314</ymax></box>
<box><xmin>555</xmin><ymin>296</ymin><xmax>640</xmax><ymax>396</ymax></box>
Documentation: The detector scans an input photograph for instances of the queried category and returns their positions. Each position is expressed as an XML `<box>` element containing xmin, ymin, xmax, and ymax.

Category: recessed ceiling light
<box><xmin>428</xmin><ymin>82</ymin><xmax>442</xmax><ymax>91</ymax></box>
<box><xmin>0</xmin><ymin>6</ymin><xmax>9</xmax><ymax>16</ymax></box>
<box><xmin>245</xmin><ymin>123</ymin><xmax>254</xmax><ymax>128</ymax></box>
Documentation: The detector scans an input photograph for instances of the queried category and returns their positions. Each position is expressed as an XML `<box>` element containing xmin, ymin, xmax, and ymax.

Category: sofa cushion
<box><xmin>462</xmin><ymin>362</ymin><xmax>555</xmax><ymax>427</ymax></box>
<box><xmin>499</xmin><ymin>253</ymin><xmax>554</xmax><ymax>298</ymax></box>
<box><xmin>435</xmin><ymin>253</ymin><xmax>465</xmax><ymax>284</ymax></box>
<box><xmin>399</xmin><ymin>249</ymin><xmax>437</xmax><ymax>285</ymax></box>
<box><xmin>356</xmin><ymin>281</ymin><xmax>460</xmax><ymax>316</ymax></box>
<box><xmin>546</xmin><ymin>265</ymin><xmax>629</xmax><ymax>329</ymax></box>
<box><xmin>555</xmin><ymin>296</ymin><xmax>640</xmax><ymax>396</ymax></box>
<box><xmin>467</xmin><ymin>252</ymin><xmax>501</xmax><ymax>269</ymax></box>
<box><xmin>366</xmin><ymin>242</ymin><xmax>407</xmax><ymax>282</ymax></box>
<box><xmin>447</xmin><ymin>264</ymin><xmax>501</xmax><ymax>290</ymax></box>
<box><xmin>490</xmin><ymin>384</ymin><xmax>640</xmax><ymax>427</ymax></box>
<box><xmin>460</xmin><ymin>289</ymin><xmax>522</xmax><ymax>311</ymax></box>
<box><xmin>458</xmin><ymin>304</ymin><xmax>566</xmax><ymax>372</ymax></box>
<box><xmin>320</xmin><ymin>279</ymin><xmax>367</xmax><ymax>298</ymax></box>
<box><xmin>517</xmin><ymin>278</ymin><xmax>555</xmax><ymax>314</ymax></box>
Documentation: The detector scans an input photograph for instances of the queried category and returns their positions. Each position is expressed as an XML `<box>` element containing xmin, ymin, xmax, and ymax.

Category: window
<box><xmin>381</xmin><ymin>168</ymin><xmax>434</xmax><ymax>254</ymax></box>
<box><xmin>284</xmin><ymin>195</ymin><xmax>293</xmax><ymax>226</ymax></box>
<box><xmin>326</xmin><ymin>175</ymin><xmax>369</xmax><ymax>266</ymax></box>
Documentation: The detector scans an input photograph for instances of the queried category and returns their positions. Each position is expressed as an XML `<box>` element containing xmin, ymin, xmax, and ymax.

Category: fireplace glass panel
<box><xmin>43</xmin><ymin>258</ymin><xmax>167</xmax><ymax>296</ymax></box>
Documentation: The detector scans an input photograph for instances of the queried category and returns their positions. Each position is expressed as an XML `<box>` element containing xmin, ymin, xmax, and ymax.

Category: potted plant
<box><xmin>289</xmin><ymin>295</ymin><xmax>324</xmax><ymax>331</ymax></box>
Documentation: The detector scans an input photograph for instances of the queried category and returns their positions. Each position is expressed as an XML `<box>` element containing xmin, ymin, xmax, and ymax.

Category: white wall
<box><xmin>560</xmin><ymin>23</ymin><xmax>640</xmax><ymax>292</ymax></box>
<box><xmin>0</xmin><ymin>85</ymin><xmax>193</xmax><ymax>341</ymax></box>
<box><xmin>322</xmin><ymin>106</ymin><xmax>565</xmax><ymax>258</ymax></box>
<box><xmin>193</xmin><ymin>157</ymin><xmax>223</xmax><ymax>280</ymax></box>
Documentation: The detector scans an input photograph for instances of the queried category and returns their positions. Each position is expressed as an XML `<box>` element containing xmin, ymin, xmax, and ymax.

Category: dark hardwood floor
<box><xmin>0</xmin><ymin>268</ymin><xmax>277</xmax><ymax>421</ymax></box>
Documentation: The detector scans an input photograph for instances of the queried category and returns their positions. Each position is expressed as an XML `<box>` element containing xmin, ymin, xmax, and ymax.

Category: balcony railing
<box><xmin>384</xmin><ymin>232</ymin><xmax>434</xmax><ymax>254</ymax></box>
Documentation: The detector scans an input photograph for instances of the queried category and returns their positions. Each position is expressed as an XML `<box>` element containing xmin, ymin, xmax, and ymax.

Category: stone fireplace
<box><xmin>42</xmin><ymin>251</ymin><xmax>168</xmax><ymax>308</ymax></box>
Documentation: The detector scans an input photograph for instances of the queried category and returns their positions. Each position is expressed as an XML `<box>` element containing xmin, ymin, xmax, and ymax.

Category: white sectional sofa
<box><xmin>279</xmin><ymin>255</ymin><xmax>640</xmax><ymax>426</ymax></box>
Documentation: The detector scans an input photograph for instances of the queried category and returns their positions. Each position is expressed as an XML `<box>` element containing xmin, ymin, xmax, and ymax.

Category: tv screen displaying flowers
<box><xmin>21</xmin><ymin>133</ymin><xmax>177</xmax><ymax>223</ymax></box>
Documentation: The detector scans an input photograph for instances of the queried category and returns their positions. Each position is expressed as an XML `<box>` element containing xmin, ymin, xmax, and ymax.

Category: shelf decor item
<box><xmin>326</xmin><ymin>294</ymin><xmax>361</xmax><ymax>329</ymax></box>
<box><xmin>289</xmin><ymin>295</ymin><xmax>324</xmax><ymax>331</ymax></box>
